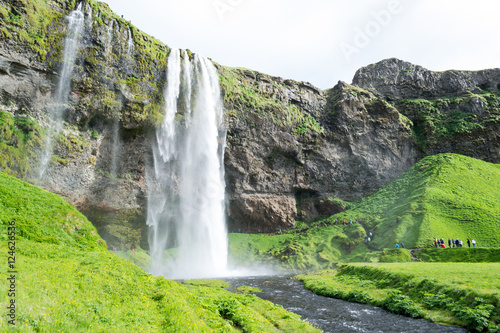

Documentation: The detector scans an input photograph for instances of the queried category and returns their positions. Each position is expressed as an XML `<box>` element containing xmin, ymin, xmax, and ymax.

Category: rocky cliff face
<box><xmin>1</xmin><ymin>1</ymin><xmax>499</xmax><ymax>249</ymax></box>
<box><xmin>353</xmin><ymin>59</ymin><xmax>500</xmax><ymax>164</ymax></box>
<box><xmin>353</xmin><ymin>58</ymin><xmax>500</xmax><ymax>100</ymax></box>
<box><xmin>0</xmin><ymin>0</ymin><xmax>167</xmax><ymax>249</ymax></box>
<box><xmin>220</xmin><ymin>68</ymin><xmax>415</xmax><ymax>231</ymax></box>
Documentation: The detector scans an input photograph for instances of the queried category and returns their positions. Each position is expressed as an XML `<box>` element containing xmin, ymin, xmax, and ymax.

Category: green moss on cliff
<box><xmin>0</xmin><ymin>0</ymin><xmax>65</xmax><ymax>62</ymax></box>
<box><xmin>81</xmin><ymin>2</ymin><xmax>169</xmax><ymax>128</ymax></box>
<box><xmin>396</xmin><ymin>91</ymin><xmax>500</xmax><ymax>150</ymax></box>
<box><xmin>80</xmin><ymin>207</ymin><xmax>146</xmax><ymax>251</ymax></box>
<box><xmin>0</xmin><ymin>111</ymin><xmax>44</xmax><ymax>178</ymax></box>
<box><xmin>0</xmin><ymin>0</ymin><xmax>170</xmax><ymax>128</ymax></box>
<box><xmin>218</xmin><ymin>66</ymin><xmax>324</xmax><ymax>136</ymax></box>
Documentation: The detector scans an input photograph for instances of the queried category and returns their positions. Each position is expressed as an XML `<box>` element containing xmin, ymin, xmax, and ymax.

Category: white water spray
<box><xmin>147</xmin><ymin>50</ymin><xmax>228</xmax><ymax>279</ymax></box>
<box><xmin>38</xmin><ymin>4</ymin><xmax>84</xmax><ymax>178</ymax></box>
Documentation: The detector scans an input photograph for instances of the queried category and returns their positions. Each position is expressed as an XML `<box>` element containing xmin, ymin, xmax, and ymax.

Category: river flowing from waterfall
<box><xmin>224</xmin><ymin>275</ymin><xmax>467</xmax><ymax>333</ymax></box>
<box><xmin>146</xmin><ymin>49</ymin><xmax>228</xmax><ymax>279</ymax></box>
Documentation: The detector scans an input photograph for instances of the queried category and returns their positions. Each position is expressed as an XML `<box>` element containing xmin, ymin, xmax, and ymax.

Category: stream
<box><xmin>224</xmin><ymin>275</ymin><xmax>467</xmax><ymax>333</ymax></box>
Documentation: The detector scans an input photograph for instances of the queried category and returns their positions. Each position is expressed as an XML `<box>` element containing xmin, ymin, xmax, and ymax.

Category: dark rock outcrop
<box><xmin>353</xmin><ymin>58</ymin><xmax>500</xmax><ymax>100</ymax></box>
<box><xmin>223</xmin><ymin>72</ymin><xmax>415</xmax><ymax>231</ymax></box>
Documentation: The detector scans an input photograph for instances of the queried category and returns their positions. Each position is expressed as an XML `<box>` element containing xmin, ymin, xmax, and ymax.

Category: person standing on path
<box><xmin>472</xmin><ymin>239</ymin><xmax>476</xmax><ymax>247</ymax></box>
<box><xmin>448</xmin><ymin>238</ymin><xmax>451</xmax><ymax>247</ymax></box>
<box><xmin>467</xmin><ymin>238</ymin><xmax>471</xmax><ymax>247</ymax></box>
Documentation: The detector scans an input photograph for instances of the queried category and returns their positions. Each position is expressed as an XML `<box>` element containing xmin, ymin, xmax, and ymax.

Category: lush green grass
<box><xmin>0</xmin><ymin>171</ymin><xmax>320</xmax><ymax>332</ymax></box>
<box><xmin>415</xmin><ymin>248</ymin><xmax>500</xmax><ymax>263</ymax></box>
<box><xmin>228</xmin><ymin>222</ymin><xmax>367</xmax><ymax>271</ymax></box>
<box><xmin>378</xmin><ymin>248</ymin><xmax>412</xmax><ymax>263</ymax></box>
<box><xmin>112</xmin><ymin>248</ymin><xmax>152</xmax><ymax>270</ymax></box>
<box><xmin>298</xmin><ymin>263</ymin><xmax>500</xmax><ymax>331</ymax></box>
<box><xmin>351</xmin><ymin>262</ymin><xmax>500</xmax><ymax>295</ymax></box>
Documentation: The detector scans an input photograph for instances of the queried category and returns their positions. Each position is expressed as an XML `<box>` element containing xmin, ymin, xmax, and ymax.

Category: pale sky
<box><xmin>101</xmin><ymin>0</ymin><xmax>500</xmax><ymax>89</ymax></box>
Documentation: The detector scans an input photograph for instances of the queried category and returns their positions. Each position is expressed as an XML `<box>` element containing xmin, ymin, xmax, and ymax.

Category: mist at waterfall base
<box><xmin>147</xmin><ymin>50</ymin><xmax>233</xmax><ymax>280</ymax></box>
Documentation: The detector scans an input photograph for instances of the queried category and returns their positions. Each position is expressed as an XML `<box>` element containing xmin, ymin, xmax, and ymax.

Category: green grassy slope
<box><xmin>229</xmin><ymin>153</ymin><xmax>500</xmax><ymax>269</ymax></box>
<box><xmin>333</xmin><ymin>153</ymin><xmax>500</xmax><ymax>249</ymax></box>
<box><xmin>0</xmin><ymin>172</ymin><xmax>319</xmax><ymax>332</ymax></box>
<box><xmin>229</xmin><ymin>222</ymin><xmax>368</xmax><ymax>271</ymax></box>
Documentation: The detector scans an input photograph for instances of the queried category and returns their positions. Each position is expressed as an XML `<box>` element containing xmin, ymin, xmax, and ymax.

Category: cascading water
<box><xmin>105</xmin><ymin>20</ymin><xmax>113</xmax><ymax>60</ymax></box>
<box><xmin>147</xmin><ymin>50</ymin><xmax>228</xmax><ymax>279</ymax></box>
<box><xmin>38</xmin><ymin>4</ymin><xmax>84</xmax><ymax>178</ymax></box>
<box><xmin>109</xmin><ymin>118</ymin><xmax>121</xmax><ymax>178</ymax></box>
<box><xmin>126</xmin><ymin>28</ymin><xmax>135</xmax><ymax>59</ymax></box>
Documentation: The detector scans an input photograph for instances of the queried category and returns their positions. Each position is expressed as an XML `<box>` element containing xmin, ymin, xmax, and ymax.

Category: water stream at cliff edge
<box><xmin>146</xmin><ymin>49</ymin><xmax>228</xmax><ymax>279</ymax></box>
<box><xmin>38</xmin><ymin>4</ymin><xmax>84</xmax><ymax>179</ymax></box>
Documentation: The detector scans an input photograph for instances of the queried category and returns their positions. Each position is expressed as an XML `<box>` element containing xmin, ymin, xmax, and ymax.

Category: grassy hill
<box><xmin>228</xmin><ymin>153</ymin><xmax>500</xmax><ymax>269</ymax></box>
<box><xmin>0</xmin><ymin>172</ymin><xmax>319</xmax><ymax>332</ymax></box>
<box><xmin>333</xmin><ymin>153</ymin><xmax>500</xmax><ymax>249</ymax></box>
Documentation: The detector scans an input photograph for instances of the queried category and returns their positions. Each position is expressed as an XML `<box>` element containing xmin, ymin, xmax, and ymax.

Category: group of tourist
<box><xmin>433</xmin><ymin>237</ymin><xmax>476</xmax><ymax>248</ymax></box>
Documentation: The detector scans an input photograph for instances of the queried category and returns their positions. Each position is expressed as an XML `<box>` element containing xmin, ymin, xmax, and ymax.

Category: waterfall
<box><xmin>109</xmin><ymin>119</ymin><xmax>120</xmax><ymax>178</ymax></box>
<box><xmin>38</xmin><ymin>4</ymin><xmax>84</xmax><ymax>178</ymax></box>
<box><xmin>126</xmin><ymin>28</ymin><xmax>135</xmax><ymax>58</ymax></box>
<box><xmin>108</xmin><ymin>28</ymin><xmax>134</xmax><ymax>178</ymax></box>
<box><xmin>105</xmin><ymin>20</ymin><xmax>114</xmax><ymax>61</ymax></box>
<box><xmin>147</xmin><ymin>50</ymin><xmax>228</xmax><ymax>279</ymax></box>
<box><xmin>156</xmin><ymin>49</ymin><xmax>181</xmax><ymax>162</ymax></box>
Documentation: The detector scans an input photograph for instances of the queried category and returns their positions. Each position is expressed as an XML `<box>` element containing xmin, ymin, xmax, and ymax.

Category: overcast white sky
<box><xmin>101</xmin><ymin>0</ymin><xmax>500</xmax><ymax>89</ymax></box>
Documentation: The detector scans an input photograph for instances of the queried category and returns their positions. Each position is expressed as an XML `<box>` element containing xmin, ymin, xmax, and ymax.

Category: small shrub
<box><xmin>451</xmin><ymin>304</ymin><xmax>495</xmax><ymax>332</ymax></box>
<box><xmin>380</xmin><ymin>290</ymin><xmax>425</xmax><ymax>318</ymax></box>
<box><xmin>422</xmin><ymin>293</ymin><xmax>453</xmax><ymax>310</ymax></box>
<box><xmin>345</xmin><ymin>290</ymin><xmax>373</xmax><ymax>304</ymax></box>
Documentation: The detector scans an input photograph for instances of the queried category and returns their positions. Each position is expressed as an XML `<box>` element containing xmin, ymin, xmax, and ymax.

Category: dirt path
<box><xmin>409</xmin><ymin>248</ymin><xmax>421</xmax><ymax>260</ymax></box>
